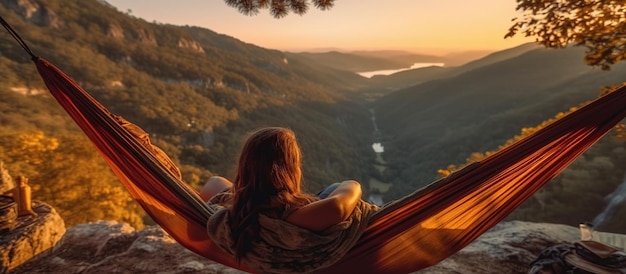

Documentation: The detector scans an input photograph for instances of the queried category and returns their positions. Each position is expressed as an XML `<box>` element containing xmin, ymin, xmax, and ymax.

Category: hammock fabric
<box><xmin>4</xmin><ymin>17</ymin><xmax>626</xmax><ymax>274</ymax></box>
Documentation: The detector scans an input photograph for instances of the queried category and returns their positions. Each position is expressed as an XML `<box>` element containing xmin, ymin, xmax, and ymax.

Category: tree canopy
<box><xmin>506</xmin><ymin>0</ymin><xmax>626</xmax><ymax>70</ymax></box>
<box><xmin>224</xmin><ymin>0</ymin><xmax>335</xmax><ymax>18</ymax></box>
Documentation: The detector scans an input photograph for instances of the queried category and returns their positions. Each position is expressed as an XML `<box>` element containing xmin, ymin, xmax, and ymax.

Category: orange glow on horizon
<box><xmin>105</xmin><ymin>0</ymin><xmax>535</xmax><ymax>54</ymax></box>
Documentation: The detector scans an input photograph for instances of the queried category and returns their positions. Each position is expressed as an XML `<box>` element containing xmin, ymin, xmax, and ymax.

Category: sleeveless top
<box><xmin>205</xmin><ymin>189</ymin><xmax>380</xmax><ymax>273</ymax></box>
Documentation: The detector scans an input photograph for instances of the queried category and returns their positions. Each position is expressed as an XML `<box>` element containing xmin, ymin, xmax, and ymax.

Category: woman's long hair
<box><xmin>229</xmin><ymin>127</ymin><xmax>317</xmax><ymax>262</ymax></box>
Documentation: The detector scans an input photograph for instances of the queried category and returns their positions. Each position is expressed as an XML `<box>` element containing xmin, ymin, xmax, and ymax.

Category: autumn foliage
<box><xmin>0</xmin><ymin>131</ymin><xmax>146</xmax><ymax>228</ymax></box>
<box><xmin>506</xmin><ymin>0</ymin><xmax>626</xmax><ymax>70</ymax></box>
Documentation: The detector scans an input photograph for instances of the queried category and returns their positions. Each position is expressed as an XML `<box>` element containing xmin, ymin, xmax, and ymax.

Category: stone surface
<box><xmin>0</xmin><ymin>162</ymin><xmax>16</xmax><ymax>194</ymax></box>
<box><xmin>1</xmin><ymin>201</ymin><xmax>65</xmax><ymax>273</ymax></box>
<box><xmin>10</xmin><ymin>221</ymin><xmax>245</xmax><ymax>274</ymax></box>
<box><xmin>8</xmin><ymin>220</ymin><xmax>626</xmax><ymax>273</ymax></box>
<box><xmin>417</xmin><ymin>221</ymin><xmax>626</xmax><ymax>274</ymax></box>
<box><xmin>1</xmin><ymin>0</ymin><xmax>60</xmax><ymax>27</ymax></box>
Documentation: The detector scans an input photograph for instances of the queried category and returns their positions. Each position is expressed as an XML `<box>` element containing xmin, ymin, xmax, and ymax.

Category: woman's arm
<box><xmin>286</xmin><ymin>180</ymin><xmax>362</xmax><ymax>231</ymax></box>
<box><xmin>199</xmin><ymin>176</ymin><xmax>233</xmax><ymax>202</ymax></box>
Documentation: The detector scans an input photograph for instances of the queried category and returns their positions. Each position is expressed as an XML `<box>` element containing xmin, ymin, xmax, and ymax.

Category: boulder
<box><xmin>1</xmin><ymin>201</ymin><xmax>65</xmax><ymax>273</ymax></box>
<box><xmin>416</xmin><ymin>221</ymin><xmax>581</xmax><ymax>274</ymax></box>
<box><xmin>10</xmin><ymin>220</ymin><xmax>245</xmax><ymax>274</ymax></box>
<box><xmin>418</xmin><ymin>221</ymin><xmax>626</xmax><ymax>274</ymax></box>
<box><xmin>0</xmin><ymin>162</ymin><xmax>16</xmax><ymax>194</ymax></box>
<box><xmin>0</xmin><ymin>0</ymin><xmax>61</xmax><ymax>27</ymax></box>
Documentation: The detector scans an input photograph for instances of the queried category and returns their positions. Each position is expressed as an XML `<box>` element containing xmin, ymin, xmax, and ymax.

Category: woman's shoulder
<box><xmin>280</xmin><ymin>205</ymin><xmax>304</xmax><ymax>220</ymax></box>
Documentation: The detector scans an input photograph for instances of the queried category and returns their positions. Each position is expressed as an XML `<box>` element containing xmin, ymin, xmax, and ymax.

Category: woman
<box><xmin>200</xmin><ymin>127</ymin><xmax>363</xmax><ymax>262</ymax></box>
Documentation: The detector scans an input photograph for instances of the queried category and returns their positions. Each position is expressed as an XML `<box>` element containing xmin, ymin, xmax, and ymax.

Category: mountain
<box><xmin>366</xmin><ymin>43</ymin><xmax>542</xmax><ymax>93</ymax></box>
<box><xmin>447</xmin><ymin>42</ymin><xmax>542</xmax><ymax>73</ymax></box>
<box><xmin>0</xmin><ymin>0</ymin><xmax>374</xmax><ymax>193</ymax></box>
<box><xmin>441</xmin><ymin>49</ymin><xmax>493</xmax><ymax>67</ymax></box>
<box><xmin>348</xmin><ymin>50</ymin><xmax>444</xmax><ymax>66</ymax></box>
<box><xmin>287</xmin><ymin>50</ymin><xmax>443</xmax><ymax>73</ymax></box>
<box><xmin>374</xmin><ymin>45</ymin><xmax>626</xmax><ymax>200</ymax></box>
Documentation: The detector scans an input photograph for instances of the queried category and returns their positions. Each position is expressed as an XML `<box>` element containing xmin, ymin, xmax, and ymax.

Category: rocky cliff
<box><xmin>9</xmin><ymin>220</ymin><xmax>625</xmax><ymax>274</ymax></box>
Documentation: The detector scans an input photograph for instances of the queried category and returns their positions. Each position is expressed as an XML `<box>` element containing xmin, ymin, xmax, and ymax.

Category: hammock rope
<box><xmin>0</xmin><ymin>16</ymin><xmax>36</xmax><ymax>60</ymax></box>
<box><xmin>3</xmin><ymin>15</ymin><xmax>626</xmax><ymax>274</ymax></box>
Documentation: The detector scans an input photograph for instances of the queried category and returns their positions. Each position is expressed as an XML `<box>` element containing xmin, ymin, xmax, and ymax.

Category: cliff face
<box><xmin>10</xmin><ymin>219</ymin><xmax>625</xmax><ymax>274</ymax></box>
<box><xmin>1</xmin><ymin>0</ymin><xmax>61</xmax><ymax>28</ymax></box>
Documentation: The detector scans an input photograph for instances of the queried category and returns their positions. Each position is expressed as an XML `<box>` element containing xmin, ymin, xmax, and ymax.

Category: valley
<box><xmin>1</xmin><ymin>0</ymin><xmax>626</xmax><ymax>233</ymax></box>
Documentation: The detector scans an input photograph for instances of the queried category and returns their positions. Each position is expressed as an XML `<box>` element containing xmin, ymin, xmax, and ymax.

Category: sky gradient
<box><xmin>104</xmin><ymin>0</ymin><xmax>535</xmax><ymax>54</ymax></box>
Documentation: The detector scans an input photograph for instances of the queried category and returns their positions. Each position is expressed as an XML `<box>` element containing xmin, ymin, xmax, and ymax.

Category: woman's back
<box><xmin>200</xmin><ymin>127</ymin><xmax>365</xmax><ymax>264</ymax></box>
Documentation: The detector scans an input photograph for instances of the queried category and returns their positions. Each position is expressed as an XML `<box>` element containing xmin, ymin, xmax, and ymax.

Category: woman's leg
<box><xmin>199</xmin><ymin>176</ymin><xmax>233</xmax><ymax>202</ymax></box>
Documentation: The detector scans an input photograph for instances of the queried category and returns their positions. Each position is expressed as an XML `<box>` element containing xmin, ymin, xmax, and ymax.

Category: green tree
<box><xmin>224</xmin><ymin>0</ymin><xmax>335</xmax><ymax>18</ymax></box>
<box><xmin>506</xmin><ymin>0</ymin><xmax>626</xmax><ymax>70</ymax></box>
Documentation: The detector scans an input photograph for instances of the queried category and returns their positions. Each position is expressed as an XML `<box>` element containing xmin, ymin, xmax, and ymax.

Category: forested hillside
<box><xmin>372</xmin><ymin>46</ymin><xmax>626</xmax><ymax>232</ymax></box>
<box><xmin>0</xmin><ymin>0</ymin><xmax>374</xmax><ymax>227</ymax></box>
<box><xmin>375</xmin><ymin>46</ymin><xmax>626</xmax><ymax>198</ymax></box>
<box><xmin>435</xmin><ymin>103</ymin><xmax>626</xmax><ymax>233</ymax></box>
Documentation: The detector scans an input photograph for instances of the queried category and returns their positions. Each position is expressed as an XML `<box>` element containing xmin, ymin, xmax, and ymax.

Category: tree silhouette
<box><xmin>224</xmin><ymin>0</ymin><xmax>335</xmax><ymax>18</ymax></box>
<box><xmin>506</xmin><ymin>0</ymin><xmax>626</xmax><ymax>70</ymax></box>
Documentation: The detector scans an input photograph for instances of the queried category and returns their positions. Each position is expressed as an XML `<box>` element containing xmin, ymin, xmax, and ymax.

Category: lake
<box><xmin>358</xmin><ymin>62</ymin><xmax>445</xmax><ymax>78</ymax></box>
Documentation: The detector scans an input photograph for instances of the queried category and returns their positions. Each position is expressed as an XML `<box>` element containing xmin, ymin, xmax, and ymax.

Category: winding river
<box><xmin>367</xmin><ymin>108</ymin><xmax>393</xmax><ymax>205</ymax></box>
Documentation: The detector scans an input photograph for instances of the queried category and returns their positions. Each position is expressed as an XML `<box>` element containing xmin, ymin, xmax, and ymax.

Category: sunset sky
<box><xmin>105</xmin><ymin>0</ymin><xmax>535</xmax><ymax>54</ymax></box>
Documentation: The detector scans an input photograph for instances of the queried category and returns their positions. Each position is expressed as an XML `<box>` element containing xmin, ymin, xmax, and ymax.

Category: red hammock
<box><xmin>4</xmin><ymin>16</ymin><xmax>626</xmax><ymax>274</ymax></box>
